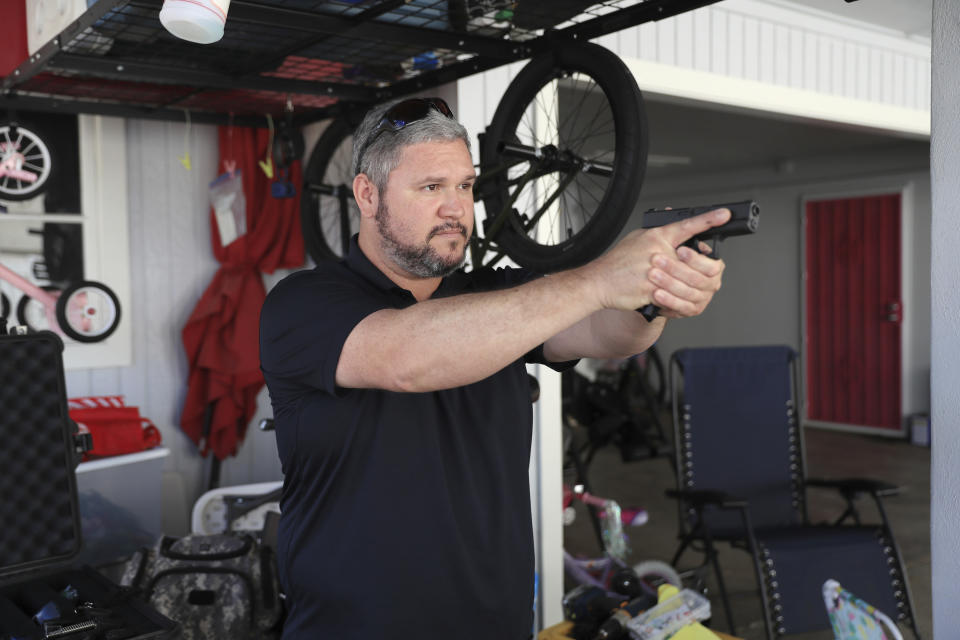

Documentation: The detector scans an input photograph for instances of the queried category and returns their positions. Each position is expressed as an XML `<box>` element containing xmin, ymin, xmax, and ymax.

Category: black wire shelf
<box><xmin>1</xmin><ymin>0</ymin><xmax>720</xmax><ymax>126</ymax></box>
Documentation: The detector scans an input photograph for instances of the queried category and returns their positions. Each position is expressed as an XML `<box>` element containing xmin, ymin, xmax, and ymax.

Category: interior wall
<box><xmin>63</xmin><ymin>118</ymin><xmax>301</xmax><ymax>535</ymax></box>
<box><xmin>930</xmin><ymin>0</ymin><xmax>960</xmax><ymax>630</ymax></box>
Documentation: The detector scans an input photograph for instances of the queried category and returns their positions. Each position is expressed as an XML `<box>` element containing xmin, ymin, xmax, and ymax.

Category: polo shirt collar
<box><xmin>345</xmin><ymin>234</ymin><xmax>405</xmax><ymax>293</ymax></box>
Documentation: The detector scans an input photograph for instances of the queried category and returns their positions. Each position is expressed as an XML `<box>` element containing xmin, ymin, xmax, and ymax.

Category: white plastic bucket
<box><xmin>159</xmin><ymin>0</ymin><xmax>231</xmax><ymax>44</ymax></box>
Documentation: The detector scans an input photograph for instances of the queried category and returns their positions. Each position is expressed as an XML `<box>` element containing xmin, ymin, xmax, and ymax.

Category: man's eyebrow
<box><xmin>420</xmin><ymin>172</ymin><xmax>478</xmax><ymax>183</ymax></box>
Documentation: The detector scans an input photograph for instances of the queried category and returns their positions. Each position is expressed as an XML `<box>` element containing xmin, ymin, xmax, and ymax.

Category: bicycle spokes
<box><xmin>0</xmin><ymin>124</ymin><xmax>53</xmax><ymax>201</ymax></box>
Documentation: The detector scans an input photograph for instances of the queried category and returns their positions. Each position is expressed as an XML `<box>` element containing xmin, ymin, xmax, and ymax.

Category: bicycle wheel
<box><xmin>55</xmin><ymin>280</ymin><xmax>121</xmax><ymax>343</ymax></box>
<box><xmin>480</xmin><ymin>41</ymin><xmax>648</xmax><ymax>272</ymax></box>
<box><xmin>15</xmin><ymin>286</ymin><xmax>59</xmax><ymax>332</ymax></box>
<box><xmin>0</xmin><ymin>122</ymin><xmax>54</xmax><ymax>201</ymax></box>
<box><xmin>300</xmin><ymin>117</ymin><xmax>361</xmax><ymax>263</ymax></box>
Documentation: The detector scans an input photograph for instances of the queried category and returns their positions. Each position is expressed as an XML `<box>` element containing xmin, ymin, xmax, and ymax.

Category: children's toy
<box><xmin>822</xmin><ymin>579</ymin><xmax>904</xmax><ymax>640</ymax></box>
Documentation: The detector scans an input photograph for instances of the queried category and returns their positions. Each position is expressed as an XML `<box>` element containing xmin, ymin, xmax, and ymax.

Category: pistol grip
<box><xmin>637</xmin><ymin>303</ymin><xmax>660</xmax><ymax>322</ymax></box>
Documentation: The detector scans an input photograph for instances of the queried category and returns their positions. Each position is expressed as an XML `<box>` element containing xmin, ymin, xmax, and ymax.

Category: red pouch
<box><xmin>68</xmin><ymin>396</ymin><xmax>162</xmax><ymax>460</ymax></box>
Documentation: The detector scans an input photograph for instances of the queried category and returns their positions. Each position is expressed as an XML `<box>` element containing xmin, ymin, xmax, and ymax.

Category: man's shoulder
<box><xmin>263</xmin><ymin>262</ymin><xmax>356</xmax><ymax>312</ymax></box>
<box><xmin>270</xmin><ymin>262</ymin><xmax>352</xmax><ymax>292</ymax></box>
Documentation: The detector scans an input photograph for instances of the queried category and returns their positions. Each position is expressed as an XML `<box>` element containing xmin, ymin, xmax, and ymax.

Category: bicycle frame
<box><xmin>0</xmin><ymin>260</ymin><xmax>59</xmax><ymax>329</ymax></box>
<box><xmin>563</xmin><ymin>550</ymin><xmax>627</xmax><ymax>593</ymax></box>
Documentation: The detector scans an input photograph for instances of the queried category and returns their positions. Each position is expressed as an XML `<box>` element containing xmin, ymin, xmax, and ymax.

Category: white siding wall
<box><xmin>594</xmin><ymin>0</ymin><xmax>931</xmax><ymax>112</ymax></box>
<box><xmin>64</xmin><ymin>119</ymin><xmax>292</xmax><ymax>534</ymax></box>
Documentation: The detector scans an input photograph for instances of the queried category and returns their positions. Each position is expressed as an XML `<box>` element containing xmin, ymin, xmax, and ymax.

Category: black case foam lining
<box><xmin>0</xmin><ymin>331</ymin><xmax>177</xmax><ymax>639</ymax></box>
<box><xmin>0</xmin><ymin>331</ymin><xmax>81</xmax><ymax>575</ymax></box>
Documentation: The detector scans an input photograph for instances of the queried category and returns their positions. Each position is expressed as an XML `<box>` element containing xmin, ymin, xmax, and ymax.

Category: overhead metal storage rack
<box><xmin>1</xmin><ymin>0</ymin><xmax>719</xmax><ymax>126</ymax></box>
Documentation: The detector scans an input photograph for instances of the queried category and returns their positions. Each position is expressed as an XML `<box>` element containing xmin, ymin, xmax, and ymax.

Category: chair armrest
<box><xmin>665</xmin><ymin>488</ymin><xmax>747</xmax><ymax>509</ymax></box>
<box><xmin>807</xmin><ymin>477</ymin><xmax>901</xmax><ymax>497</ymax></box>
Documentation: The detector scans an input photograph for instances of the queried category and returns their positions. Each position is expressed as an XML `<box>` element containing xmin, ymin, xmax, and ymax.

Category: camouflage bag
<box><xmin>120</xmin><ymin>533</ymin><xmax>281</xmax><ymax>639</ymax></box>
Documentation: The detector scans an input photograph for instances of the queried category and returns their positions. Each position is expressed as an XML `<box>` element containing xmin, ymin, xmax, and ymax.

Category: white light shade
<box><xmin>159</xmin><ymin>0</ymin><xmax>231</xmax><ymax>44</ymax></box>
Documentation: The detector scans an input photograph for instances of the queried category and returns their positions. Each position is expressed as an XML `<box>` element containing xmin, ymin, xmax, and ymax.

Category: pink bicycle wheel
<box><xmin>55</xmin><ymin>280</ymin><xmax>121</xmax><ymax>343</ymax></box>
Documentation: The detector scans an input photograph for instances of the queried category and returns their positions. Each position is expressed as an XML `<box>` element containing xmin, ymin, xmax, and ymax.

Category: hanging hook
<box><xmin>224</xmin><ymin>112</ymin><xmax>237</xmax><ymax>177</ymax></box>
<box><xmin>179</xmin><ymin>110</ymin><xmax>192</xmax><ymax>171</ymax></box>
<box><xmin>258</xmin><ymin>114</ymin><xmax>275</xmax><ymax>179</ymax></box>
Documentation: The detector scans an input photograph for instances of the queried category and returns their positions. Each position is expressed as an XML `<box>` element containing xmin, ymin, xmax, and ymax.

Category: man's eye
<box><xmin>425</xmin><ymin>184</ymin><xmax>440</xmax><ymax>191</ymax></box>
<box><xmin>460</xmin><ymin>183</ymin><xmax>474</xmax><ymax>191</ymax></box>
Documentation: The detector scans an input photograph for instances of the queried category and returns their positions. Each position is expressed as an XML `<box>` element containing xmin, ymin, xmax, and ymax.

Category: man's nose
<box><xmin>439</xmin><ymin>189</ymin><xmax>468</xmax><ymax>218</ymax></box>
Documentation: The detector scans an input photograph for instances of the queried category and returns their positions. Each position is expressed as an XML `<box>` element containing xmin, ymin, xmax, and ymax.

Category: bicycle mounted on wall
<box><xmin>301</xmin><ymin>40</ymin><xmax>648</xmax><ymax>272</ymax></box>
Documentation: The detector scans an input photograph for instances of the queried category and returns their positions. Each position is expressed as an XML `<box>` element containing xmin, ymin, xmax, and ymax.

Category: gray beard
<box><xmin>375</xmin><ymin>202</ymin><xmax>468</xmax><ymax>278</ymax></box>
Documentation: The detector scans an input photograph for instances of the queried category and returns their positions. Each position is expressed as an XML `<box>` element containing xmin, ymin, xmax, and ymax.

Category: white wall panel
<box><xmin>658</xmin><ymin>16</ymin><xmax>676</xmax><ymax>67</ymax></box>
<box><xmin>728</xmin><ymin>12</ymin><xmax>744</xmax><ymax>78</ymax></box>
<box><xmin>638</xmin><ymin>20</ymin><xmax>656</xmax><ymax>61</ymax></box>
<box><xmin>602</xmin><ymin>1</ymin><xmax>929</xmax><ymax>115</ymax></box>
<box><xmin>743</xmin><ymin>17</ymin><xmax>760</xmax><ymax>81</ymax></box>
<box><xmin>710</xmin><ymin>9</ymin><xmax>727</xmax><ymax>75</ymax></box>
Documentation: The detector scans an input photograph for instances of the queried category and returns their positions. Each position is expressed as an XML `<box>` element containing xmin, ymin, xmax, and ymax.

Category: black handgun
<box><xmin>637</xmin><ymin>200</ymin><xmax>759</xmax><ymax>321</ymax></box>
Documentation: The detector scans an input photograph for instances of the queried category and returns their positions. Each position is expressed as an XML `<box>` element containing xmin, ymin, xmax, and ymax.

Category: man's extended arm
<box><xmin>336</xmin><ymin>208</ymin><xmax>729</xmax><ymax>392</ymax></box>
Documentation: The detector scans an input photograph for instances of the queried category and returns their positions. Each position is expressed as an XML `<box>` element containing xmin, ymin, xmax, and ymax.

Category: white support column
<box><xmin>930</xmin><ymin>0</ymin><xmax>960</xmax><ymax>629</ymax></box>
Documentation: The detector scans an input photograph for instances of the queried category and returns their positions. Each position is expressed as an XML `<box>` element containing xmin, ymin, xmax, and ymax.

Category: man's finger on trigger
<box><xmin>665</xmin><ymin>207</ymin><xmax>731</xmax><ymax>247</ymax></box>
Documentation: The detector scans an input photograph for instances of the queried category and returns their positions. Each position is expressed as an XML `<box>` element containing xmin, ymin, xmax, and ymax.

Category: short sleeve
<box><xmin>259</xmin><ymin>267</ymin><xmax>386</xmax><ymax>396</ymax></box>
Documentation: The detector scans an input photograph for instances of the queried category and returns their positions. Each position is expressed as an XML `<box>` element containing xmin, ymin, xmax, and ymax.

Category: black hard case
<box><xmin>0</xmin><ymin>330</ymin><xmax>176</xmax><ymax>639</ymax></box>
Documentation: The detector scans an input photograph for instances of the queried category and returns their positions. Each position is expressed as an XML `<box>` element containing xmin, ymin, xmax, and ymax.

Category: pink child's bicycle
<box><xmin>562</xmin><ymin>483</ymin><xmax>682</xmax><ymax>598</ymax></box>
<box><xmin>0</xmin><ymin>260</ymin><xmax>120</xmax><ymax>343</ymax></box>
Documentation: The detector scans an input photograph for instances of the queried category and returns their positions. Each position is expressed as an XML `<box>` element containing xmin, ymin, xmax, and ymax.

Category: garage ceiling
<box><xmin>642</xmin><ymin>96</ymin><xmax>930</xmax><ymax>181</ymax></box>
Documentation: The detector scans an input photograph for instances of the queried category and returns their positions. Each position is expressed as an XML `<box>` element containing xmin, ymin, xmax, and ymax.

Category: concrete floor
<box><xmin>561</xmin><ymin>425</ymin><xmax>931</xmax><ymax>639</ymax></box>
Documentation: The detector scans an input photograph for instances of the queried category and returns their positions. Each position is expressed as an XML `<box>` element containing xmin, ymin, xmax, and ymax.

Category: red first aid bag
<box><xmin>68</xmin><ymin>396</ymin><xmax>162</xmax><ymax>460</ymax></box>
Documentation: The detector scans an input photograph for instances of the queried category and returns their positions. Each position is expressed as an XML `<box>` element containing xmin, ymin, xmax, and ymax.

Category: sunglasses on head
<box><xmin>375</xmin><ymin>97</ymin><xmax>454</xmax><ymax>133</ymax></box>
<box><xmin>356</xmin><ymin>97</ymin><xmax>455</xmax><ymax>169</ymax></box>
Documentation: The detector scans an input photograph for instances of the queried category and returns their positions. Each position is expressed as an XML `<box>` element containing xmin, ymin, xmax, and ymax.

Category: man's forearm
<box><xmin>543</xmin><ymin>308</ymin><xmax>666</xmax><ymax>362</ymax></box>
<box><xmin>336</xmin><ymin>268</ymin><xmax>603</xmax><ymax>392</ymax></box>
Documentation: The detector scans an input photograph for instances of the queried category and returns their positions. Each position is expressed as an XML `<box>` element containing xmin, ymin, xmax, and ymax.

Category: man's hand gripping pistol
<box><xmin>637</xmin><ymin>200</ymin><xmax>760</xmax><ymax>321</ymax></box>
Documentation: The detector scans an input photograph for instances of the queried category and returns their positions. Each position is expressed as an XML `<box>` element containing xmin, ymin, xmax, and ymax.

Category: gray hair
<box><xmin>352</xmin><ymin>98</ymin><xmax>471</xmax><ymax>194</ymax></box>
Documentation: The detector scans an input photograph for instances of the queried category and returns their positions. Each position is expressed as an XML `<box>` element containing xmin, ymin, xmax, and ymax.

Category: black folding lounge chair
<box><xmin>666</xmin><ymin>345</ymin><xmax>920</xmax><ymax>638</ymax></box>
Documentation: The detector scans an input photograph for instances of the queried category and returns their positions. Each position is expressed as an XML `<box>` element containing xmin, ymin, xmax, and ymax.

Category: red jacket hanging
<box><xmin>180</xmin><ymin>125</ymin><xmax>304</xmax><ymax>460</ymax></box>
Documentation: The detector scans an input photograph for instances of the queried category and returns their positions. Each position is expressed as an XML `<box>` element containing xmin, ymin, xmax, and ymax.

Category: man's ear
<box><xmin>353</xmin><ymin>173</ymin><xmax>379</xmax><ymax>219</ymax></box>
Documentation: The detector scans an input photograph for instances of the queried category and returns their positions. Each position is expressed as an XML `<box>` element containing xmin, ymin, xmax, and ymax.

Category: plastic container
<box><xmin>74</xmin><ymin>447</ymin><xmax>169</xmax><ymax>567</ymax></box>
<box><xmin>626</xmin><ymin>587</ymin><xmax>711</xmax><ymax>640</ymax></box>
<box><xmin>159</xmin><ymin>0</ymin><xmax>230</xmax><ymax>44</ymax></box>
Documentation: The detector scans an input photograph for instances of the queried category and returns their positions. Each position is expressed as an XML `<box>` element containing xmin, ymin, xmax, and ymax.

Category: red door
<box><xmin>805</xmin><ymin>194</ymin><xmax>902</xmax><ymax>433</ymax></box>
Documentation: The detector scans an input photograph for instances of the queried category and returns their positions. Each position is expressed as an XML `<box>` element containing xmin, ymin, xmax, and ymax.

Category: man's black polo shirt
<box><xmin>260</xmin><ymin>237</ymin><xmax>572</xmax><ymax>640</ymax></box>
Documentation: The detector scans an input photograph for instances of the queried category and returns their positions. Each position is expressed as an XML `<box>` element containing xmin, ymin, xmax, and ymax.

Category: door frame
<box><xmin>799</xmin><ymin>182</ymin><xmax>915</xmax><ymax>438</ymax></box>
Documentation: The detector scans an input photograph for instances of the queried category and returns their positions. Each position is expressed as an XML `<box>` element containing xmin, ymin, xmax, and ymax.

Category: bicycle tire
<box><xmin>300</xmin><ymin>117</ymin><xmax>361</xmax><ymax>263</ymax></box>
<box><xmin>55</xmin><ymin>280</ymin><xmax>121</xmax><ymax>343</ymax></box>
<box><xmin>15</xmin><ymin>285</ymin><xmax>59</xmax><ymax>332</ymax></box>
<box><xmin>1</xmin><ymin>291</ymin><xmax>9</xmax><ymax>320</ymax></box>
<box><xmin>480</xmin><ymin>41</ymin><xmax>648</xmax><ymax>272</ymax></box>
